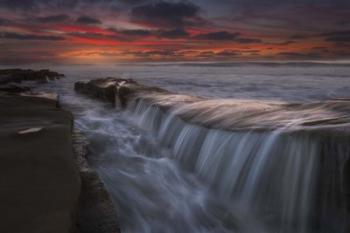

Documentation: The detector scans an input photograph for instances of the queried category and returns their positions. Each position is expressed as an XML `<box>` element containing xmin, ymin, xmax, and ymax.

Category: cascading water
<box><xmin>35</xmin><ymin>63</ymin><xmax>350</xmax><ymax>233</ymax></box>
<box><xmin>127</xmin><ymin>97</ymin><xmax>349</xmax><ymax>233</ymax></box>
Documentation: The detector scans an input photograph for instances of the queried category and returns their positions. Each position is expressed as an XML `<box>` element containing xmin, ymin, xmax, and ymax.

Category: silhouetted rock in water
<box><xmin>75</xmin><ymin>77</ymin><xmax>350</xmax><ymax>233</ymax></box>
<box><xmin>75</xmin><ymin>77</ymin><xmax>136</xmax><ymax>105</ymax></box>
<box><xmin>0</xmin><ymin>94</ymin><xmax>80</xmax><ymax>233</ymax></box>
<box><xmin>0</xmin><ymin>69</ymin><xmax>64</xmax><ymax>85</ymax></box>
<box><xmin>0</xmin><ymin>84</ymin><xmax>31</xmax><ymax>93</ymax></box>
<box><xmin>74</xmin><ymin>77</ymin><xmax>167</xmax><ymax>107</ymax></box>
<box><xmin>73</xmin><ymin>131</ymin><xmax>120</xmax><ymax>233</ymax></box>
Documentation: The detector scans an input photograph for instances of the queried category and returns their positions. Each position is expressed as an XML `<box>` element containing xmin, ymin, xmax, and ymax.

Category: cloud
<box><xmin>290</xmin><ymin>34</ymin><xmax>310</xmax><ymax>40</ymax></box>
<box><xmin>234</xmin><ymin>38</ymin><xmax>262</xmax><ymax>44</ymax></box>
<box><xmin>0</xmin><ymin>18</ymin><xmax>8</xmax><ymax>25</ymax></box>
<box><xmin>76</xmin><ymin>16</ymin><xmax>102</xmax><ymax>25</ymax></box>
<box><xmin>0</xmin><ymin>0</ymin><xmax>36</xmax><ymax>9</ymax></box>
<box><xmin>266</xmin><ymin>40</ymin><xmax>295</xmax><ymax>45</ymax></box>
<box><xmin>0</xmin><ymin>32</ymin><xmax>65</xmax><ymax>41</ymax></box>
<box><xmin>119</xmin><ymin>29</ymin><xmax>151</xmax><ymax>36</ymax></box>
<box><xmin>216</xmin><ymin>50</ymin><xmax>240</xmax><ymax>57</ymax></box>
<box><xmin>0</xmin><ymin>0</ymin><xmax>79</xmax><ymax>10</ymax></box>
<box><xmin>131</xmin><ymin>1</ymin><xmax>200</xmax><ymax>27</ymax></box>
<box><xmin>194</xmin><ymin>31</ymin><xmax>261</xmax><ymax>43</ymax></box>
<box><xmin>115</xmin><ymin>28</ymin><xmax>189</xmax><ymax>39</ymax></box>
<box><xmin>33</xmin><ymin>14</ymin><xmax>70</xmax><ymax>23</ymax></box>
<box><xmin>0</xmin><ymin>0</ymin><xmax>117</xmax><ymax>10</ymax></box>
<box><xmin>126</xmin><ymin>49</ymin><xmax>177</xmax><ymax>57</ymax></box>
<box><xmin>118</xmin><ymin>0</ymin><xmax>147</xmax><ymax>5</ymax></box>
<box><xmin>194</xmin><ymin>31</ymin><xmax>240</xmax><ymax>40</ymax></box>
<box><xmin>157</xmin><ymin>28</ymin><xmax>189</xmax><ymax>38</ymax></box>
<box><xmin>321</xmin><ymin>30</ymin><xmax>350</xmax><ymax>42</ymax></box>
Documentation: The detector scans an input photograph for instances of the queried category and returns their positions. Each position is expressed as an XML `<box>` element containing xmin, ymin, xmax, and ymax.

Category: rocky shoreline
<box><xmin>0</xmin><ymin>69</ymin><xmax>119</xmax><ymax>233</ymax></box>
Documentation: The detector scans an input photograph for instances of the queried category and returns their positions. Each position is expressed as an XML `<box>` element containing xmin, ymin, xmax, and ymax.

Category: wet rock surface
<box><xmin>75</xmin><ymin>77</ymin><xmax>136</xmax><ymax>105</ymax></box>
<box><xmin>74</xmin><ymin>77</ymin><xmax>166</xmax><ymax>107</ymax></box>
<box><xmin>0</xmin><ymin>84</ymin><xmax>31</xmax><ymax>93</ymax></box>
<box><xmin>0</xmin><ymin>94</ymin><xmax>80</xmax><ymax>233</ymax></box>
<box><xmin>73</xmin><ymin>131</ymin><xmax>120</xmax><ymax>233</ymax></box>
<box><xmin>0</xmin><ymin>69</ymin><xmax>64</xmax><ymax>85</ymax></box>
<box><xmin>0</xmin><ymin>72</ymin><xmax>119</xmax><ymax>233</ymax></box>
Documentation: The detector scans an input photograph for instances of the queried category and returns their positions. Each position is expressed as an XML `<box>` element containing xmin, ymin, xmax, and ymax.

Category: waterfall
<box><xmin>126</xmin><ymin>97</ymin><xmax>349</xmax><ymax>233</ymax></box>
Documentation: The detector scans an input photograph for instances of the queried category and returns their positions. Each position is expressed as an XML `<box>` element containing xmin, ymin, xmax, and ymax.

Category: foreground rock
<box><xmin>0</xmin><ymin>93</ymin><xmax>80</xmax><ymax>233</ymax></box>
<box><xmin>0</xmin><ymin>71</ymin><xmax>121</xmax><ymax>233</ymax></box>
<box><xmin>73</xmin><ymin>131</ymin><xmax>120</xmax><ymax>233</ymax></box>
<box><xmin>0</xmin><ymin>69</ymin><xmax>64</xmax><ymax>85</ymax></box>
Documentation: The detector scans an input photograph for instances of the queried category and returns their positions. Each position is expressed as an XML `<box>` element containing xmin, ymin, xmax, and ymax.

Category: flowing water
<box><xmin>27</xmin><ymin>62</ymin><xmax>350</xmax><ymax>233</ymax></box>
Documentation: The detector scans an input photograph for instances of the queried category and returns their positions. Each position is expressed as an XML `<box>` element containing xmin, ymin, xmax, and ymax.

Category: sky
<box><xmin>0</xmin><ymin>0</ymin><xmax>350</xmax><ymax>64</ymax></box>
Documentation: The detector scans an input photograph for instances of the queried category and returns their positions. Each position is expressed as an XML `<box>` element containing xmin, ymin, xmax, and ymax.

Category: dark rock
<box><xmin>74</xmin><ymin>77</ymin><xmax>168</xmax><ymax>107</ymax></box>
<box><xmin>0</xmin><ymin>84</ymin><xmax>31</xmax><ymax>93</ymax></box>
<box><xmin>117</xmin><ymin>82</ymin><xmax>169</xmax><ymax>107</ymax></box>
<box><xmin>73</xmin><ymin>131</ymin><xmax>120</xmax><ymax>233</ymax></box>
<box><xmin>74</xmin><ymin>77</ymin><xmax>136</xmax><ymax>105</ymax></box>
<box><xmin>0</xmin><ymin>94</ymin><xmax>80</xmax><ymax>233</ymax></box>
<box><xmin>0</xmin><ymin>69</ymin><xmax>64</xmax><ymax>85</ymax></box>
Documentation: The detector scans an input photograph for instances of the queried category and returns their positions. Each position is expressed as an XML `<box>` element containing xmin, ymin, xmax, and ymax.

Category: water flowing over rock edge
<box><xmin>75</xmin><ymin>77</ymin><xmax>350</xmax><ymax>233</ymax></box>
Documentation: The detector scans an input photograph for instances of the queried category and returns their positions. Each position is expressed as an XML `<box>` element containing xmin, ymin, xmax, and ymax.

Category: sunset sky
<box><xmin>0</xmin><ymin>0</ymin><xmax>350</xmax><ymax>64</ymax></box>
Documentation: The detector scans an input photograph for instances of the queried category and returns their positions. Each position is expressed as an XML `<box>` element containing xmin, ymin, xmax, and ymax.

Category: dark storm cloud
<box><xmin>0</xmin><ymin>0</ymin><xmax>36</xmax><ymax>9</ymax></box>
<box><xmin>76</xmin><ymin>16</ymin><xmax>102</xmax><ymax>25</ymax></box>
<box><xmin>321</xmin><ymin>30</ymin><xmax>350</xmax><ymax>42</ymax></box>
<box><xmin>0</xmin><ymin>18</ymin><xmax>9</xmax><ymax>25</ymax></box>
<box><xmin>118</xmin><ymin>0</ymin><xmax>147</xmax><ymax>5</ymax></box>
<box><xmin>119</xmin><ymin>29</ymin><xmax>151</xmax><ymax>36</ymax></box>
<box><xmin>226</xmin><ymin>0</ymin><xmax>350</xmax><ymax>8</ymax></box>
<box><xmin>289</xmin><ymin>34</ymin><xmax>310</xmax><ymax>40</ymax></box>
<box><xmin>0</xmin><ymin>32</ymin><xmax>65</xmax><ymax>41</ymax></box>
<box><xmin>157</xmin><ymin>28</ymin><xmax>189</xmax><ymax>38</ymax></box>
<box><xmin>0</xmin><ymin>0</ymin><xmax>80</xmax><ymax>9</ymax></box>
<box><xmin>235</xmin><ymin>38</ymin><xmax>262</xmax><ymax>44</ymax></box>
<box><xmin>33</xmin><ymin>14</ymin><xmax>71</xmax><ymax>23</ymax></box>
<box><xmin>74</xmin><ymin>27</ymin><xmax>189</xmax><ymax>40</ymax></box>
<box><xmin>1</xmin><ymin>0</ymin><xmax>349</xmax><ymax>10</ymax></box>
<box><xmin>194</xmin><ymin>31</ymin><xmax>261</xmax><ymax>44</ymax></box>
<box><xmin>131</xmin><ymin>1</ymin><xmax>200</xmax><ymax>27</ymax></box>
<box><xmin>194</xmin><ymin>31</ymin><xmax>240</xmax><ymax>41</ymax></box>
<box><xmin>267</xmin><ymin>40</ymin><xmax>296</xmax><ymax>46</ymax></box>
<box><xmin>110</xmin><ymin>28</ymin><xmax>189</xmax><ymax>39</ymax></box>
<box><xmin>0</xmin><ymin>0</ymin><xmax>135</xmax><ymax>11</ymax></box>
